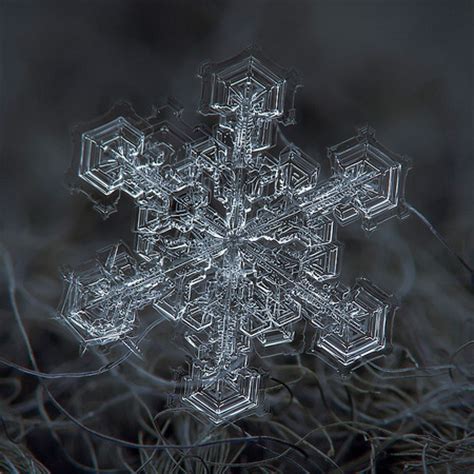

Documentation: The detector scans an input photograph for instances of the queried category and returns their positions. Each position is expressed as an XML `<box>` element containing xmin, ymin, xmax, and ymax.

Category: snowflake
<box><xmin>58</xmin><ymin>48</ymin><xmax>411</xmax><ymax>424</ymax></box>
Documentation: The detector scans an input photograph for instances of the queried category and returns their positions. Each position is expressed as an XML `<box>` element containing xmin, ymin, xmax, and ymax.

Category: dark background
<box><xmin>0</xmin><ymin>1</ymin><xmax>473</xmax><ymax>472</ymax></box>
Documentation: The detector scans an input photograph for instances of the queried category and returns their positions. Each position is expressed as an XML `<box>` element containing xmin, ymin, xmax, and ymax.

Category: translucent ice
<box><xmin>59</xmin><ymin>48</ymin><xmax>411</xmax><ymax>424</ymax></box>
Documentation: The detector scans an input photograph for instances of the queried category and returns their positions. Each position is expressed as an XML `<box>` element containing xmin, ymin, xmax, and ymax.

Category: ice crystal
<box><xmin>59</xmin><ymin>48</ymin><xmax>411</xmax><ymax>424</ymax></box>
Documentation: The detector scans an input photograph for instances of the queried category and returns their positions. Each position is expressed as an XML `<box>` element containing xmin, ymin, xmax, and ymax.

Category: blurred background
<box><xmin>0</xmin><ymin>0</ymin><xmax>473</xmax><ymax>472</ymax></box>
